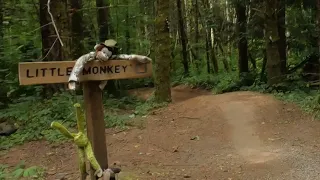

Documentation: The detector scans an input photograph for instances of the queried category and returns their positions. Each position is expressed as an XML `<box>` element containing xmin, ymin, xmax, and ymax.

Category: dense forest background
<box><xmin>1</xmin><ymin>0</ymin><xmax>320</xmax><ymax>149</ymax></box>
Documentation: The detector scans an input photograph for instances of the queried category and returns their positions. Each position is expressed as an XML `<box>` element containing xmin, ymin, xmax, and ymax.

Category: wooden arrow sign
<box><xmin>18</xmin><ymin>60</ymin><xmax>153</xmax><ymax>85</ymax></box>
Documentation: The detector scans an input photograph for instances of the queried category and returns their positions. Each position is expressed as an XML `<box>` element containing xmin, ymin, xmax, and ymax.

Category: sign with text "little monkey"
<box><xmin>18</xmin><ymin>60</ymin><xmax>152</xmax><ymax>85</ymax></box>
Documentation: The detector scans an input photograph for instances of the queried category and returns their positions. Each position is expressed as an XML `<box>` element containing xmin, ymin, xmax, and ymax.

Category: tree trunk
<box><xmin>194</xmin><ymin>0</ymin><xmax>200</xmax><ymax>65</ymax></box>
<box><xmin>40</xmin><ymin>0</ymin><xmax>71</xmax><ymax>60</ymax></box>
<box><xmin>219</xmin><ymin>44</ymin><xmax>230</xmax><ymax>72</ymax></box>
<box><xmin>265</xmin><ymin>0</ymin><xmax>282</xmax><ymax>85</ymax></box>
<box><xmin>96</xmin><ymin>0</ymin><xmax>110</xmax><ymax>42</ymax></box>
<box><xmin>202</xmin><ymin>0</ymin><xmax>219</xmax><ymax>73</ymax></box>
<box><xmin>39</xmin><ymin>0</ymin><xmax>71</xmax><ymax>97</ymax></box>
<box><xmin>176</xmin><ymin>0</ymin><xmax>189</xmax><ymax>75</ymax></box>
<box><xmin>205</xmin><ymin>0</ymin><xmax>219</xmax><ymax>73</ymax></box>
<box><xmin>0</xmin><ymin>0</ymin><xmax>3</xmax><ymax>40</ymax></box>
<box><xmin>210</xmin><ymin>29</ymin><xmax>219</xmax><ymax>73</ymax></box>
<box><xmin>96</xmin><ymin>0</ymin><xmax>118</xmax><ymax>96</ymax></box>
<box><xmin>236</xmin><ymin>1</ymin><xmax>249</xmax><ymax>74</ymax></box>
<box><xmin>70</xmin><ymin>0</ymin><xmax>84</xmax><ymax>59</ymax></box>
<box><xmin>317</xmin><ymin>0</ymin><xmax>320</xmax><ymax>83</ymax></box>
<box><xmin>125</xmin><ymin>0</ymin><xmax>130</xmax><ymax>53</ymax></box>
<box><xmin>260</xmin><ymin>49</ymin><xmax>267</xmax><ymax>82</ymax></box>
<box><xmin>277</xmin><ymin>0</ymin><xmax>286</xmax><ymax>74</ymax></box>
<box><xmin>154</xmin><ymin>0</ymin><xmax>172</xmax><ymax>103</ymax></box>
<box><xmin>205</xmin><ymin>29</ymin><xmax>211</xmax><ymax>73</ymax></box>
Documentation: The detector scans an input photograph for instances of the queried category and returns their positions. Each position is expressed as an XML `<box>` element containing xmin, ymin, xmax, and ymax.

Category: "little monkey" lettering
<box><xmin>26</xmin><ymin>65</ymin><xmax>128</xmax><ymax>78</ymax></box>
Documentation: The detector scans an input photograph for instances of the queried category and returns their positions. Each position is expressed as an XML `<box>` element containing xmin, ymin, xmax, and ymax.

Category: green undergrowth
<box><xmin>273</xmin><ymin>89</ymin><xmax>320</xmax><ymax>119</ymax></box>
<box><xmin>172</xmin><ymin>71</ymin><xmax>240</xmax><ymax>91</ymax></box>
<box><xmin>243</xmin><ymin>79</ymin><xmax>320</xmax><ymax>119</ymax></box>
<box><xmin>0</xmin><ymin>161</ymin><xmax>45</xmax><ymax>180</ymax></box>
<box><xmin>0</xmin><ymin>91</ymin><xmax>164</xmax><ymax>150</ymax></box>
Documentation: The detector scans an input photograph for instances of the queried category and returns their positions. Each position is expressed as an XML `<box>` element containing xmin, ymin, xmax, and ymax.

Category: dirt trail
<box><xmin>2</xmin><ymin>85</ymin><xmax>320</xmax><ymax>180</ymax></box>
<box><xmin>221</xmin><ymin>101</ymin><xmax>280</xmax><ymax>164</ymax></box>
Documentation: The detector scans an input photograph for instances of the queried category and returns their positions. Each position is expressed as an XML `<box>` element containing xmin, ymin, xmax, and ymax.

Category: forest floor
<box><xmin>2</xmin><ymin>85</ymin><xmax>320</xmax><ymax>180</ymax></box>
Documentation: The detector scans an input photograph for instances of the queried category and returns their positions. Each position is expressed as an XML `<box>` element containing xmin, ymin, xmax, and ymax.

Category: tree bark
<box><xmin>219</xmin><ymin>44</ymin><xmax>230</xmax><ymax>72</ymax></box>
<box><xmin>277</xmin><ymin>0</ymin><xmax>287</xmax><ymax>74</ymax></box>
<box><xmin>96</xmin><ymin>0</ymin><xmax>118</xmax><ymax>96</ymax></box>
<box><xmin>176</xmin><ymin>0</ymin><xmax>189</xmax><ymax>75</ymax></box>
<box><xmin>205</xmin><ymin>30</ymin><xmax>211</xmax><ymax>73</ymax></box>
<box><xmin>265</xmin><ymin>0</ymin><xmax>282</xmax><ymax>85</ymax></box>
<box><xmin>125</xmin><ymin>0</ymin><xmax>130</xmax><ymax>53</ymax></box>
<box><xmin>236</xmin><ymin>1</ymin><xmax>249</xmax><ymax>74</ymax></box>
<box><xmin>260</xmin><ymin>49</ymin><xmax>267</xmax><ymax>81</ymax></box>
<box><xmin>154</xmin><ymin>0</ymin><xmax>172</xmax><ymax>103</ymax></box>
<box><xmin>39</xmin><ymin>0</ymin><xmax>71</xmax><ymax>96</ymax></box>
<box><xmin>0</xmin><ymin>0</ymin><xmax>3</xmax><ymax>40</ymax></box>
<box><xmin>317</xmin><ymin>0</ymin><xmax>320</xmax><ymax>82</ymax></box>
<box><xmin>202</xmin><ymin>0</ymin><xmax>219</xmax><ymax>73</ymax></box>
<box><xmin>70</xmin><ymin>0</ymin><xmax>84</xmax><ymax>59</ymax></box>
<box><xmin>96</xmin><ymin>0</ymin><xmax>110</xmax><ymax>42</ymax></box>
<box><xmin>210</xmin><ymin>33</ymin><xmax>219</xmax><ymax>73</ymax></box>
<box><xmin>39</xmin><ymin>0</ymin><xmax>70</xmax><ymax>61</ymax></box>
<box><xmin>194</xmin><ymin>0</ymin><xmax>200</xmax><ymax>62</ymax></box>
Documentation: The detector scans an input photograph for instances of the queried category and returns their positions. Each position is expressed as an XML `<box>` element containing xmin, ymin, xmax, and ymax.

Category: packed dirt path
<box><xmin>2</xmin><ymin>85</ymin><xmax>320</xmax><ymax>180</ymax></box>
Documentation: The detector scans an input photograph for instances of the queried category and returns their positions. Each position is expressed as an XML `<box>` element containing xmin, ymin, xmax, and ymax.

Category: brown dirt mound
<box><xmin>2</xmin><ymin>86</ymin><xmax>320</xmax><ymax>180</ymax></box>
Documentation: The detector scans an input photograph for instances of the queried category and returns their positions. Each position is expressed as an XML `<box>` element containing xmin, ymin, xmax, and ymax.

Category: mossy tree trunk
<box><xmin>264</xmin><ymin>0</ymin><xmax>282</xmax><ymax>85</ymax></box>
<box><xmin>154</xmin><ymin>0</ymin><xmax>172</xmax><ymax>103</ymax></box>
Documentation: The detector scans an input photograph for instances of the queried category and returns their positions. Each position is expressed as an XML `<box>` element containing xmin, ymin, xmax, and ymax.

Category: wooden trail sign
<box><xmin>18</xmin><ymin>59</ymin><xmax>153</xmax><ymax>180</ymax></box>
<box><xmin>18</xmin><ymin>60</ymin><xmax>153</xmax><ymax>85</ymax></box>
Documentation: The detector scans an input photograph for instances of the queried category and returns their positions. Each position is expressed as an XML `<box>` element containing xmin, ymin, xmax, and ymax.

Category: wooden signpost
<box><xmin>18</xmin><ymin>59</ymin><xmax>153</xmax><ymax>179</ymax></box>
<box><xmin>19</xmin><ymin>60</ymin><xmax>152</xmax><ymax>85</ymax></box>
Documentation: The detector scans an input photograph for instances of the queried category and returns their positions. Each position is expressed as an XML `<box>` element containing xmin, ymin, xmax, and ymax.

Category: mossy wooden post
<box><xmin>18</xmin><ymin>60</ymin><xmax>153</xmax><ymax>179</ymax></box>
<box><xmin>83</xmin><ymin>81</ymin><xmax>108</xmax><ymax>179</ymax></box>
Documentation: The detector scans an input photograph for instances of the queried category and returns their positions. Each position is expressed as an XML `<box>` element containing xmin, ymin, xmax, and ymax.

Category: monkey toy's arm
<box><xmin>110</xmin><ymin>54</ymin><xmax>152</xmax><ymax>63</ymax></box>
<box><xmin>97</xmin><ymin>54</ymin><xmax>152</xmax><ymax>90</ymax></box>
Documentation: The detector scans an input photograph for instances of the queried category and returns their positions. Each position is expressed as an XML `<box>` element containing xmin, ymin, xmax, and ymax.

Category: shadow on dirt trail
<box><xmin>2</xmin><ymin>86</ymin><xmax>320</xmax><ymax>180</ymax></box>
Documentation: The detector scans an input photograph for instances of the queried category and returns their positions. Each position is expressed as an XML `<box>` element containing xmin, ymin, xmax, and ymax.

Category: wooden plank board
<box><xmin>18</xmin><ymin>60</ymin><xmax>153</xmax><ymax>85</ymax></box>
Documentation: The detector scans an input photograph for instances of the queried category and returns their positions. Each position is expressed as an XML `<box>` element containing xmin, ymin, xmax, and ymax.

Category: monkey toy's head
<box><xmin>95</xmin><ymin>39</ymin><xmax>119</xmax><ymax>54</ymax></box>
<box><xmin>102</xmin><ymin>39</ymin><xmax>119</xmax><ymax>55</ymax></box>
<box><xmin>94</xmin><ymin>39</ymin><xmax>119</xmax><ymax>61</ymax></box>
